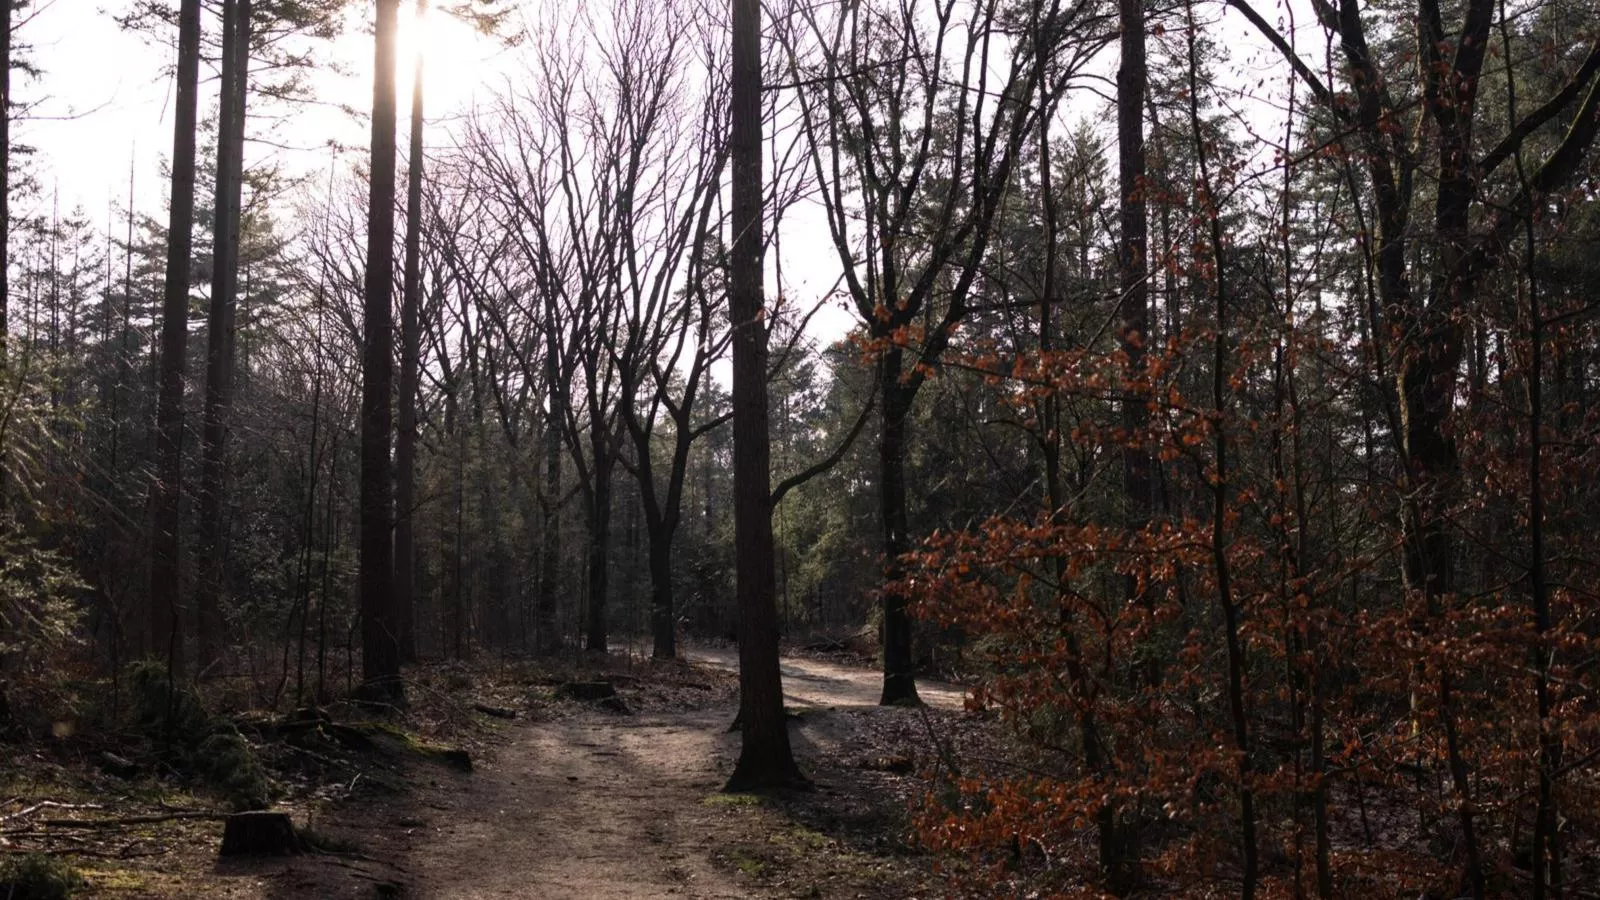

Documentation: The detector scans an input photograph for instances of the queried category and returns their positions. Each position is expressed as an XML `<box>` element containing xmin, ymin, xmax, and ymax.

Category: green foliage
<box><xmin>0</xmin><ymin>522</ymin><xmax>87</xmax><ymax>737</ymax></box>
<box><xmin>197</xmin><ymin>726</ymin><xmax>273</xmax><ymax>811</ymax></box>
<box><xmin>126</xmin><ymin>661</ymin><xmax>272</xmax><ymax>811</ymax></box>
<box><xmin>127</xmin><ymin>660</ymin><xmax>208</xmax><ymax>740</ymax></box>
<box><xmin>0</xmin><ymin>853</ymin><xmax>86</xmax><ymax>900</ymax></box>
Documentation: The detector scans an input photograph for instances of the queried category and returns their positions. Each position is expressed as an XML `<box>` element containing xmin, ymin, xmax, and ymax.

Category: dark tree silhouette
<box><xmin>197</xmin><ymin>0</ymin><xmax>251</xmax><ymax>669</ymax></box>
<box><xmin>395</xmin><ymin>0</ymin><xmax>427</xmax><ymax>664</ymax></box>
<box><xmin>359</xmin><ymin>0</ymin><xmax>403</xmax><ymax>701</ymax></box>
<box><xmin>149</xmin><ymin>0</ymin><xmax>203</xmax><ymax>675</ymax></box>
<box><xmin>724</xmin><ymin>0</ymin><xmax>803</xmax><ymax>793</ymax></box>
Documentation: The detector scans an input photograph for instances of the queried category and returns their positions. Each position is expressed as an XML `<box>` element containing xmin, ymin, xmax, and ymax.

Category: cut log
<box><xmin>472</xmin><ymin>703</ymin><xmax>517</xmax><ymax>719</ymax></box>
<box><xmin>859</xmin><ymin>754</ymin><xmax>914</xmax><ymax>774</ymax></box>
<box><xmin>98</xmin><ymin>751</ymin><xmax>139</xmax><ymax>778</ymax></box>
<box><xmin>218</xmin><ymin>811</ymin><xmax>302</xmax><ymax>857</ymax></box>
<box><xmin>555</xmin><ymin>681</ymin><xmax>617</xmax><ymax>702</ymax></box>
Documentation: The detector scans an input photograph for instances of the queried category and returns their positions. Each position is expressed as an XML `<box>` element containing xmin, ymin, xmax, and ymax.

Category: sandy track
<box><xmin>391</xmin><ymin>707</ymin><xmax>751</xmax><ymax>899</ymax></box>
<box><xmin>688</xmin><ymin>647</ymin><xmax>966</xmax><ymax>712</ymax></box>
<box><xmin>268</xmin><ymin>653</ymin><xmax>965</xmax><ymax>899</ymax></box>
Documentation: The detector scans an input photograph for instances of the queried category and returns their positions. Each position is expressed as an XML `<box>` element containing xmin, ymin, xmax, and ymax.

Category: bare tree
<box><xmin>778</xmin><ymin>0</ymin><xmax>1110</xmax><ymax>704</ymax></box>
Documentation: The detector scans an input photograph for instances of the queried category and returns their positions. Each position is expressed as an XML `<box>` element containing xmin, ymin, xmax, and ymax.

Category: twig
<box><xmin>918</xmin><ymin>706</ymin><xmax>962</xmax><ymax>779</ymax></box>
<box><xmin>23</xmin><ymin>811</ymin><xmax>228</xmax><ymax>831</ymax></box>
<box><xmin>0</xmin><ymin>800</ymin><xmax>107</xmax><ymax>823</ymax></box>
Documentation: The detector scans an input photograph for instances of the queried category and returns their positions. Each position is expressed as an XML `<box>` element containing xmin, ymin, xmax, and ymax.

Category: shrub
<box><xmin>0</xmin><ymin>522</ymin><xmax>87</xmax><ymax>738</ymax></box>
<box><xmin>127</xmin><ymin>661</ymin><xmax>272</xmax><ymax>810</ymax></box>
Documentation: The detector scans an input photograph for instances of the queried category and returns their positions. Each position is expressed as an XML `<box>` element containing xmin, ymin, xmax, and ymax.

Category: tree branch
<box><xmin>770</xmin><ymin>391</ymin><xmax>876</xmax><ymax>508</ymax></box>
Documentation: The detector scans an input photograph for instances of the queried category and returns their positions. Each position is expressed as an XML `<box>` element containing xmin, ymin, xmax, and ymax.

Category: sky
<box><xmin>18</xmin><ymin>0</ymin><xmax>505</xmax><ymax>230</ymax></box>
<box><xmin>14</xmin><ymin>0</ymin><xmax>1322</xmax><ymax>354</ymax></box>
<box><xmin>16</xmin><ymin>0</ymin><xmax>870</xmax><ymax>348</ymax></box>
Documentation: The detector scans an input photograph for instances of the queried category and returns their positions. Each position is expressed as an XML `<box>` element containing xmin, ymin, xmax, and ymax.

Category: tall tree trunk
<box><xmin>1038</xmin><ymin>22</ymin><xmax>1122</xmax><ymax>887</ymax></box>
<box><xmin>648</xmin><ymin>518</ymin><xmax>674</xmax><ymax>659</ymax></box>
<box><xmin>1117</xmin><ymin>0</ymin><xmax>1152</xmax><ymax>688</ymax></box>
<box><xmin>724</xmin><ymin>0</ymin><xmax>803</xmax><ymax>792</ymax></box>
<box><xmin>0</xmin><ymin>0</ymin><xmax>10</xmax><ymax>388</ymax></box>
<box><xmin>0</xmin><ymin>0</ymin><xmax>8</xmax><ymax>511</ymax></box>
<box><xmin>1185</xmin><ymin>10</ymin><xmax>1256</xmax><ymax>893</ymax></box>
<box><xmin>877</xmin><ymin>366</ymin><xmax>919</xmax><ymax>706</ymax></box>
<box><xmin>359</xmin><ymin>0</ymin><xmax>403</xmax><ymax>701</ymax></box>
<box><xmin>395</xmin><ymin>0</ymin><xmax>426</xmax><ymax>664</ymax></box>
<box><xmin>536</xmin><ymin>317</ymin><xmax>562</xmax><ymax>652</ymax></box>
<box><xmin>584</xmin><ymin>446</ymin><xmax>612</xmax><ymax>653</ymax></box>
<box><xmin>149</xmin><ymin>0</ymin><xmax>204</xmax><ymax>674</ymax></box>
<box><xmin>197</xmin><ymin>0</ymin><xmax>250</xmax><ymax>671</ymax></box>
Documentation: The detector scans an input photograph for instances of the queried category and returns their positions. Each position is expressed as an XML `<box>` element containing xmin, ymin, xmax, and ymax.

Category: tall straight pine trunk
<box><xmin>0</xmin><ymin>0</ymin><xmax>11</xmax><ymax>512</ymax></box>
<box><xmin>197</xmin><ymin>0</ymin><xmax>251</xmax><ymax>670</ymax></box>
<box><xmin>359</xmin><ymin>0</ymin><xmax>403</xmax><ymax>699</ymax></box>
<box><xmin>149</xmin><ymin>0</ymin><xmax>204</xmax><ymax>674</ymax></box>
<box><xmin>395</xmin><ymin>0</ymin><xmax>427</xmax><ymax>664</ymax></box>
<box><xmin>0</xmin><ymin>0</ymin><xmax>10</xmax><ymax>378</ymax></box>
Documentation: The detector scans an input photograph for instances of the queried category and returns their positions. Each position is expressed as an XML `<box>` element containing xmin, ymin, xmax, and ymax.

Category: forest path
<box><xmin>384</xmin><ymin>705</ymin><xmax>746</xmax><ymax>899</ymax></box>
<box><xmin>312</xmin><ymin>652</ymin><xmax>963</xmax><ymax>899</ymax></box>
<box><xmin>688</xmin><ymin>646</ymin><xmax>965</xmax><ymax>711</ymax></box>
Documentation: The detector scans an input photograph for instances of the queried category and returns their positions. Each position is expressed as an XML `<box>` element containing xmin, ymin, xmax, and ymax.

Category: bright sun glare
<box><xmin>393</xmin><ymin>2</ymin><xmax>498</xmax><ymax>114</ymax></box>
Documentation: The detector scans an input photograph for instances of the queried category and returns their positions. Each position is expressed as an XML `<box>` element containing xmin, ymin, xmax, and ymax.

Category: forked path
<box><xmin>315</xmin><ymin>653</ymin><xmax>963</xmax><ymax>899</ymax></box>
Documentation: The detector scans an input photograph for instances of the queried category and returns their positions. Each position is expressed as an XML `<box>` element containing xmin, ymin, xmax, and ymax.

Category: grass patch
<box><xmin>727</xmin><ymin>847</ymin><xmax>769</xmax><ymax>876</ymax></box>
<box><xmin>79</xmin><ymin>867</ymin><xmax>149</xmax><ymax>892</ymax></box>
<box><xmin>777</xmin><ymin>825</ymin><xmax>831</xmax><ymax>852</ymax></box>
<box><xmin>702</xmin><ymin>792</ymin><xmax>766</xmax><ymax>808</ymax></box>
<box><xmin>0</xmin><ymin>853</ymin><xmax>86</xmax><ymax>899</ymax></box>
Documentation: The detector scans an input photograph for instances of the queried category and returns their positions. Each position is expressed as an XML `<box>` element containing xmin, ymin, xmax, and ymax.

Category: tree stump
<box><xmin>438</xmin><ymin>749</ymin><xmax>473</xmax><ymax>771</ymax></box>
<box><xmin>555</xmin><ymin>681</ymin><xmax>617</xmax><ymax>702</ymax></box>
<box><xmin>219</xmin><ymin>811</ymin><xmax>302</xmax><ymax>857</ymax></box>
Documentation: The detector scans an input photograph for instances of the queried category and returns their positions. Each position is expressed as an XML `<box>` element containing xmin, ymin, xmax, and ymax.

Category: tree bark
<box><xmin>359</xmin><ymin>0</ymin><xmax>403</xmax><ymax>701</ymax></box>
<box><xmin>394</xmin><ymin>0</ymin><xmax>426</xmax><ymax>664</ymax></box>
<box><xmin>877</xmin><ymin>368</ymin><xmax>919</xmax><ymax>706</ymax></box>
<box><xmin>725</xmin><ymin>0</ymin><xmax>803</xmax><ymax>792</ymax></box>
<box><xmin>584</xmin><ymin>451</ymin><xmax>613</xmax><ymax>653</ymax></box>
<box><xmin>0</xmin><ymin>0</ymin><xmax>10</xmax><ymax>380</ymax></box>
<box><xmin>536</xmin><ymin>311</ymin><xmax>562</xmax><ymax>652</ymax></box>
<box><xmin>149</xmin><ymin>0</ymin><xmax>204</xmax><ymax>674</ymax></box>
<box><xmin>648</xmin><ymin>524</ymin><xmax>674</xmax><ymax>659</ymax></box>
<box><xmin>0</xmin><ymin>0</ymin><xmax>11</xmax><ymax>512</ymax></box>
<box><xmin>197</xmin><ymin>0</ymin><xmax>251</xmax><ymax>671</ymax></box>
<box><xmin>1117</xmin><ymin>0</ymin><xmax>1153</xmax><ymax>692</ymax></box>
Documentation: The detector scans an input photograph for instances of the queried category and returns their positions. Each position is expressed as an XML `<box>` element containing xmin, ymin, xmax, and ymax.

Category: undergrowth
<box><xmin>128</xmin><ymin>660</ymin><xmax>272</xmax><ymax>810</ymax></box>
<box><xmin>0</xmin><ymin>853</ymin><xmax>86</xmax><ymax>900</ymax></box>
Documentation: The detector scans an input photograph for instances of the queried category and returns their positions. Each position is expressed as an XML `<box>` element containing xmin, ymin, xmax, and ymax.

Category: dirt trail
<box><xmin>372</xmin><ymin>706</ymin><xmax>746</xmax><ymax>899</ymax></box>
<box><xmin>287</xmin><ymin>653</ymin><xmax>965</xmax><ymax>899</ymax></box>
<box><xmin>689</xmin><ymin>647</ymin><xmax>965</xmax><ymax>711</ymax></box>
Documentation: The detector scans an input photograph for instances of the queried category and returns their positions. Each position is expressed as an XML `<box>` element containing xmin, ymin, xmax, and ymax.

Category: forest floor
<box><xmin>3</xmin><ymin>646</ymin><xmax>979</xmax><ymax>899</ymax></box>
